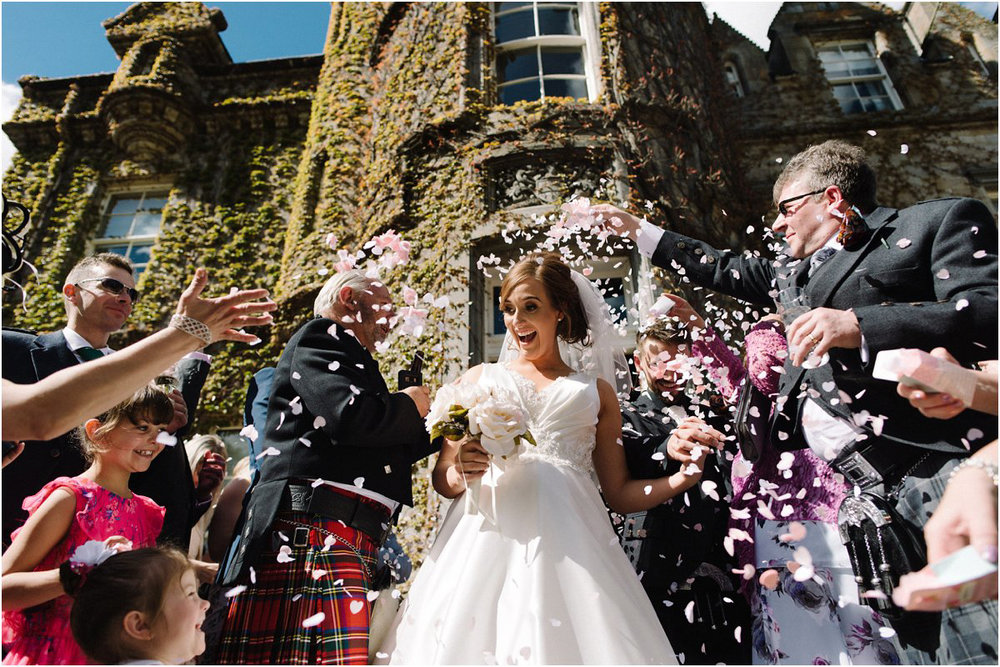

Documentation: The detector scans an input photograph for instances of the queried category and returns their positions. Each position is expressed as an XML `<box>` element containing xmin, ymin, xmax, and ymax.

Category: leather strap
<box><xmin>279</xmin><ymin>483</ymin><xmax>392</xmax><ymax>546</ymax></box>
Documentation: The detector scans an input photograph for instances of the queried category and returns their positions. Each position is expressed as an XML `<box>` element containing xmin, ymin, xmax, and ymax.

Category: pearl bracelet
<box><xmin>170</xmin><ymin>313</ymin><xmax>212</xmax><ymax>345</ymax></box>
<box><xmin>949</xmin><ymin>457</ymin><xmax>1000</xmax><ymax>487</ymax></box>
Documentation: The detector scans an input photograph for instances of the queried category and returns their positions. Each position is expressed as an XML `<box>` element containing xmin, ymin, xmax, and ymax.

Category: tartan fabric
<box><xmin>217</xmin><ymin>511</ymin><xmax>380</xmax><ymax>665</ymax></box>
<box><xmin>892</xmin><ymin>455</ymin><xmax>999</xmax><ymax>665</ymax></box>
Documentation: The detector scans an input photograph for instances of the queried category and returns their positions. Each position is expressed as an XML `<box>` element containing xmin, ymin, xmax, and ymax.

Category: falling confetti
<box><xmin>302</xmin><ymin>612</ymin><xmax>326</xmax><ymax>628</ymax></box>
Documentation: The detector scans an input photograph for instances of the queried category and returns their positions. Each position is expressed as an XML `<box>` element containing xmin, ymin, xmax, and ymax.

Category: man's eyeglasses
<box><xmin>75</xmin><ymin>277</ymin><xmax>140</xmax><ymax>303</ymax></box>
<box><xmin>777</xmin><ymin>188</ymin><xmax>827</xmax><ymax>216</ymax></box>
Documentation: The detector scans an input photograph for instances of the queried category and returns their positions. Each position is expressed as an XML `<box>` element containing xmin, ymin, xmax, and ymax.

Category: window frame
<box><xmin>492</xmin><ymin>1</ymin><xmax>601</xmax><ymax>105</ymax></box>
<box><xmin>92</xmin><ymin>188</ymin><xmax>170</xmax><ymax>276</ymax></box>
<box><xmin>815</xmin><ymin>40</ymin><xmax>903</xmax><ymax>115</ymax></box>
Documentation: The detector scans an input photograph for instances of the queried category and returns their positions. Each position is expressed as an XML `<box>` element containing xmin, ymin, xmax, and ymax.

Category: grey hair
<box><xmin>313</xmin><ymin>269</ymin><xmax>372</xmax><ymax>318</ymax></box>
<box><xmin>773</xmin><ymin>140</ymin><xmax>877</xmax><ymax>213</ymax></box>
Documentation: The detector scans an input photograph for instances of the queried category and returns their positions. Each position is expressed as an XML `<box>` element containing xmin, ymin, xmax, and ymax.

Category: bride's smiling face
<box><xmin>502</xmin><ymin>277</ymin><xmax>564</xmax><ymax>359</ymax></box>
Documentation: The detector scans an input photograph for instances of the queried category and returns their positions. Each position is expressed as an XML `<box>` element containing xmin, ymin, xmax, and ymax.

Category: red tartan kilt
<box><xmin>218</xmin><ymin>512</ymin><xmax>380</xmax><ymax>665</ymax></box>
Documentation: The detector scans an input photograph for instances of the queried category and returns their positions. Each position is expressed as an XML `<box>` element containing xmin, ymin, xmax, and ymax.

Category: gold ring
<box><xmin>809</xmin><ymin>335</ymin><xmax>820</xmax><ymax>346</ymax></box>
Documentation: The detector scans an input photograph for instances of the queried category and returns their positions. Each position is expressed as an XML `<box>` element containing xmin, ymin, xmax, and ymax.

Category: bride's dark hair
<box><xmin>500</xmin><ymin>252</ymin><xmax>590</xmax><ymax>345</ymax></box>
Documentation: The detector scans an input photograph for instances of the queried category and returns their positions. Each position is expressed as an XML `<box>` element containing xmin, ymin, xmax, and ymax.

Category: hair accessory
<box><xmin>170</xmin><ymin>313</ymin><xmax>212</xmax><ymax>345</ymax></box>
<box><xmin>836</xmin><ymin>205</ymin><xmax>869</xmax><ymax>249</ymax></box>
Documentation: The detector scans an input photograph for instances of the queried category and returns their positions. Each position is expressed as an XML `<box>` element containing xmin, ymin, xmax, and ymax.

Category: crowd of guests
<box><xmin>0</xmin><ymin>139</ymin><xmax>996</xmax><ymax>665</ymax></box>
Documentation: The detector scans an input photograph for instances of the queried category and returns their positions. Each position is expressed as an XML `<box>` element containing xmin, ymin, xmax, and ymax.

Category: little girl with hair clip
<box><xmin>1</xmin><ymin>382</ymin><xmax>173</xmax><ymax>665</ymax></box>
<box><xmin>65</xmin><ymin>545</ymin><xmax>209</xmax><ymax>665</ymax></box>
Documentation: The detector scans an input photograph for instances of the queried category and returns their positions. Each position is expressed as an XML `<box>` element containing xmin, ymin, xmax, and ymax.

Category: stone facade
<box><xmin>2</xmin><ymin>2</ymin><xmax>997</xmax><ymax>557</ymax></box>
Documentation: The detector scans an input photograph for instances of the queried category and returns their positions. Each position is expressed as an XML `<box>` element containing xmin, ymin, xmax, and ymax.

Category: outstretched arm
<box><xmin>2</xmin><ymin>269</ymin><xmax>275</xmax><ymax>443</ymax></box>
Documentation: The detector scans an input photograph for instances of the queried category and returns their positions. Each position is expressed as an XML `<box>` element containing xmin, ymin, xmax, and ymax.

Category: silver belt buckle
<box><xmin>838</xmin><ymin>451</ymin><xmax>884</xmax><ymax>490</ymax></box>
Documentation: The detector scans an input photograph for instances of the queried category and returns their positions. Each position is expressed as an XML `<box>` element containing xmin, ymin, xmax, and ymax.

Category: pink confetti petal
<box><xmin>759</xmin><ymin>569</ymin><xmax>780</xmax><ymax>590</ymax></box>
<box><xmin>349</xmin><ymin>600</ymin><xmax>365</xmax><ymax>615</ymax></box>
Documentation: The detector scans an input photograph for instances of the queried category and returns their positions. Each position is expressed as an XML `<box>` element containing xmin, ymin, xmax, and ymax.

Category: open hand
<box><xmin>177</xmin><ymin>268</ymin><xmax>277</xmax><ymax>345</ymax></box>
<box><xmin>587</xmin><ymin>204</ymin><xmax>641</xmax><ymax>242</ymax></box>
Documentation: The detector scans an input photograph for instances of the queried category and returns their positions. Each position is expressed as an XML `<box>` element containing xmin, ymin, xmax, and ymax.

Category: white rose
<box><xmin>468</xmin><ymin>397</ymin><xmax>528</xmax><ymax>458</ymax></box>
<box><xmin>425</xmin><ymin>382</ymin><xmax>489</xmax><ymax>433</ymax></box>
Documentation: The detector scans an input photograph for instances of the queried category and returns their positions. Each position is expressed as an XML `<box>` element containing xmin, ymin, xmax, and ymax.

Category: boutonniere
<box><xmin>835</xmin><ymin>206</ymin><xmax>870</xmax><ymax>249</ymax></box>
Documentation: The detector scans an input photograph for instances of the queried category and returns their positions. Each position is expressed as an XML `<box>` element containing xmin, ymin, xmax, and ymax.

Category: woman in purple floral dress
<box><xmin>669</xmin><ymin>295</ymin><xmax>902</xmax><ymax>665</ymax></box>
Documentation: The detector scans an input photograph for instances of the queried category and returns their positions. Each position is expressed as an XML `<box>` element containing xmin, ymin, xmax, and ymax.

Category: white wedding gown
<box><xmin>379</xmin><ymin>363</ymin><xmax>677</xmax><ymax>665</ymax></box>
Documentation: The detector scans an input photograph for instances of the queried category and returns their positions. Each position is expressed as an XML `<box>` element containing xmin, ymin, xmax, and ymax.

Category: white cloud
<box><xmin>1</xmin><ymin>81</ymin><xmax>23</xmax><ymax>173</ymax></box>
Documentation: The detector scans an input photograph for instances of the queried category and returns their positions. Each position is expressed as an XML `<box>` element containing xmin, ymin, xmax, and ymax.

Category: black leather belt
<box><xmin>831</xmin><ymin>441</ymin><xmax>935</xmax><ymax>497</ymax></box>
<box><xmin>278</xmin><ymin>483</ymin><xmax>392</xmax><ymax>546</ymax></box>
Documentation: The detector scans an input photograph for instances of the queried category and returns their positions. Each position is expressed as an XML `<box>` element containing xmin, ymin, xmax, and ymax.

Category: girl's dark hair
<box><xmin>75</xmin><ymin>378</ymin><xmax>175</xmax><ymax>462</ymax></box>
<box><xmin>65</xmin><ymin>547</ymin><xmax>191</xmax><ymax>664</ymax></box>
<box><xmin>499</xmin><ymin>251</ymin><xmax>590</xmax><ymax>345</ymax></box>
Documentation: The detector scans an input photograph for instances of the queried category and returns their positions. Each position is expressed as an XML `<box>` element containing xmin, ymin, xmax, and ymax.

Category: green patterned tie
<box><xmin>77</xmin><ymin>346</ymin><xmax>105</xmax><ymax>362</ymax></box>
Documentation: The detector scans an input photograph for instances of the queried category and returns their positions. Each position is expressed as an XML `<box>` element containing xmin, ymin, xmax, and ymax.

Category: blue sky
<box><xmin>1</xmin><ymin>1</ymin><xmax>996</xmax><ymax>169</ymax></box>
<box><xmin>2</xmin><ymin>2</ymin><xmax>333</xmax><ymax>82</ymax></box>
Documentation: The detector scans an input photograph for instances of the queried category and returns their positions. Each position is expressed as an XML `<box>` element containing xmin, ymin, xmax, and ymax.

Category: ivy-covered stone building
<box><xmin>3</xmin><ymin>1</ymin><xmax>996</xmax><ymax>441</ymax></box>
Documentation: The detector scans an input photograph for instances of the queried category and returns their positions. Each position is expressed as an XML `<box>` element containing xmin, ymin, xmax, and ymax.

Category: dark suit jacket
<box><xmin>2</xmin><ymin>330</ymin><xmax>89</xmax><ymax>546</ymax></box>
<box><xmin>650</xmin><ymin>198</ymin><xmax>998</xmax><ymax>454</ymax></box>
<box><xmin>619</xmin><ymin>391</ymin><xmax>736</xmax><ymax>593</ymax></box>
<box><xmin>220</xmin><ymin>318</ymin><xmax>438</xmax><ymax>585</ymax></box>
<box><xmin>130</xmin><ymin>356</ymin><xmax>210</xmax><ymax>550</ymax></box>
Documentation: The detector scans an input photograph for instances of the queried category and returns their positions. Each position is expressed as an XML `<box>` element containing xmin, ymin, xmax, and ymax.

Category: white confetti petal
<box><xmin>974</xmin><ymin>249</ymin><xmax>987</xmax><ymax>259</ymax></box>
<box><xmin>900</xmin><ymin>143</ymin><xmax>909</xmax><ymax>154</ymax></box>
<box><xmin>867</xmin><ymin>129</ymin><xmax>877</xmax><ymax>136</ymax></box>
<box><xmin>956</xmin><ymin>299</ymin><xmax>970</xmax><ymax>311</ymax></box>
<box><xmin>302</xmin><ymin>612</ymin><xmax>326</xmax><ymax>628</ymax></box>
<box><xmin>225</xmin><ymin>585</ymin><xmax>247</xmax><ymax>598</ymax></box>
<box><xmin>879</xmin><ymin>626</ymin><xmax>897</xmax><ymax>638</ymax></box>
<box><xmin>328</xmin><ymin>361</ymin><xmax>341</xmax><ymax>372</ymax></box>
<box><xmin>936</xmin><ymin>269</ymin><xmax>950</xmax><ymax>280</ymax></box>
<box><xmin>314</xmin><ymin>416</ymin><xmax>327</xmax><ymax>429</ymax></box>
<box><xmin>896</xmin><ymin>238</ymin><xmax>911</xmax><ymax>248</ymax></box>
<box><xmin>349</xmin><ymin>600</ymin><xmax>365</xmax><ymax>614</ymax></box>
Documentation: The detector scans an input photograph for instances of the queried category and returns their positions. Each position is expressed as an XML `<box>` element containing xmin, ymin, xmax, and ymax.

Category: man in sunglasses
<box><xmin>592</xmin><ymin>140</ymin><xmax>997</xmax><ymax>665</ymax></box>
<box><xmin>2</xmin><ymin>252</ymin><xmax>221</xmax><ymax>552</ymax></box>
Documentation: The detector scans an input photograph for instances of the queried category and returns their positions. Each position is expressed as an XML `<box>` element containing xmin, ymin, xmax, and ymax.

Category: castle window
<box><xmin>493</xmin><ymin>2</ymin><xmax>599</xmax><ymax>105</ymax></box>
<box><xmin>93</xmin><ymin>191</ymin><xmax>167</xmax><ymax>276</ymax></box>
<box><xmin>723</xmin><ymin>61</ymin><xmax>745</xmax><ymax>98</ymax></box>
<box><xmin>816</xmin><ymin>42</ymin><xmax>903</xmax><ymax>114</ymax></box>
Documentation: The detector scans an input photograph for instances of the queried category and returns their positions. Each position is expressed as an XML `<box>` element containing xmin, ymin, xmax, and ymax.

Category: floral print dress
<box><xmin>692</xmin><ymin>322</ymin><xmax>902</xmax><ymax>665</ymax></box>
<box><xmin>2</xmin><ymin>476</ymin><xmax>164</xmax><ymax>665</ymax></box>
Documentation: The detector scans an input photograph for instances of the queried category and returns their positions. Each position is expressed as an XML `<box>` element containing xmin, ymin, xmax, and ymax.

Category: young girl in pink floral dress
<box><xmin>1</xmin><ymin>383</ymin><xmax>173</xmax><ymax>665</ymax></box>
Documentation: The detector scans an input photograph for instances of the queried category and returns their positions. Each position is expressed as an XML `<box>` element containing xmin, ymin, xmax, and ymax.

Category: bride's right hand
<box><xmin>455</xmin><ymin>437</ymin><xmax>490</xmax><ymax>481</ymax></box>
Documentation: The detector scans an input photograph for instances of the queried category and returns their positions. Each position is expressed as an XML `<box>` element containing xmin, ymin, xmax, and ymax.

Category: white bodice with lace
<box><xmin>486</xmin><ymin>363</ymin><xmax>600</xmax><ymax>475</ymax></box>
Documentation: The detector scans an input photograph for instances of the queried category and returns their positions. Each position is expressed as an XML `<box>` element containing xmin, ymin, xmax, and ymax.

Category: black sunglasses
<box><xmin>75</xmin><ymin>277</ymin><xmax>140</xmax><ymax>303</ymax></box>
<box><xmin>777</xmin><ymin>188</ymin><xmax>827</xmax><ymax>216</ymax></box>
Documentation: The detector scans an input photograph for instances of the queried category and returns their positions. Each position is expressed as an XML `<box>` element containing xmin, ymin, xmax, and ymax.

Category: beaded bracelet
<box><xmin>170</xmin><ymin>313</ymin><xmax>212</xmax><ymax>345</ymax></box>
<box><xmin>949</xmin><ymin>457</ymin><xmax>1000</xmax><ymax>487</ymax></box>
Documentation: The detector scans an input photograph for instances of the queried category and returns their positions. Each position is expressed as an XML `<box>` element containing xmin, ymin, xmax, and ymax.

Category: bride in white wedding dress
<box><xmin>379</xmin><ymin>252</ymin><xmax>701</xmax><ymax>665</ymax></box>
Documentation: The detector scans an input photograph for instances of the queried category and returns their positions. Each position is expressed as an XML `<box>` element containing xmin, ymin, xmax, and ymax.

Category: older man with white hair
<box><xmin>217</xmin><ymin>270</ymin><xmax>435</xmax><ymax>665</ymax></box>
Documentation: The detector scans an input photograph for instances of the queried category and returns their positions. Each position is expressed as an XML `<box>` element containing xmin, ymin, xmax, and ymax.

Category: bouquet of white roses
<box><xmin>426</xmin><ymin>383</ymin><xmax>535</xmax><ymax>459</ymax></box>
